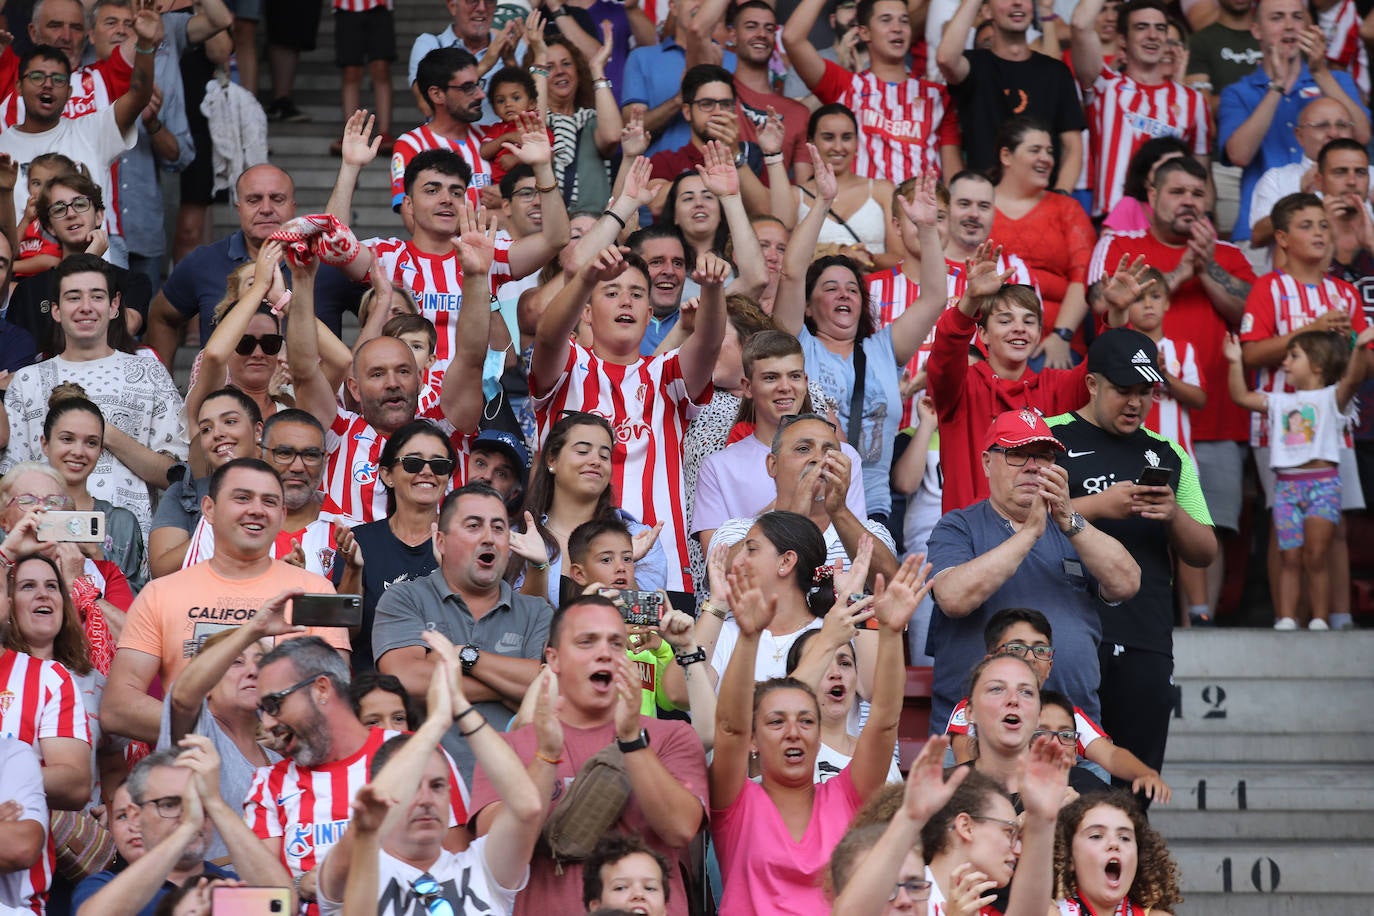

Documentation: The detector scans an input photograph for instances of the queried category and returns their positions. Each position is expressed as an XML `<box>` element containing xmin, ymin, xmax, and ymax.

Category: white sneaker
<box><xmin>1308</xmin><ymin>619</ymin><xmax>1330</xmax><ymax>631</ymax></box>
<box><xmin>1274</xmin><ymin>618</ymin><xmax>1299</xmax><ymax>631</ymax></box>
<box><xmin>1330</xmin><ymin>613</ymin><xmax>1354</xmax><ymax>630</ymax></box>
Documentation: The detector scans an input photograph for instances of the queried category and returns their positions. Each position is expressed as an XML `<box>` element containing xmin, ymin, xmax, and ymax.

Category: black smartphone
<box><xmin>617</xmin><ymin>590</ymin><xmax>664</xmax><ymax>628</ymax></box>
<box><xmin>1137</xmin><ymin>466</ymin><xmax>1173</xmax><ymax>487</ymax></box>
<box><xmin>289</xmin><ymin>593</ymin><xmax>362</xmax><ymax>628</ymax></box>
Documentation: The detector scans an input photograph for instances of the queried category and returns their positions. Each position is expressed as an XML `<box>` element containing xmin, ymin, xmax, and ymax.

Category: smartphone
<box><xmin>617</xmin><ymin>590</ymin><xmax>664</xmax><ymax>628</ymax></box>
<box><xmin>290</xmin><ymin>593</ymin><xmax>362</xmax><ymax>628</ymax></box>
<box><xmin>1137</xmin><ymin>466</ymin><xmax>1173</xmax><ymax>488</ymax></box>
<box><xmin>36</xmin><ymin>510</ymin><xmax>105</xmax><ymax>543</ymax></box>
<box><xmin>211</xmin><ymin>886</ymin><xmax>290</xmax><ymax>915</ymax></box>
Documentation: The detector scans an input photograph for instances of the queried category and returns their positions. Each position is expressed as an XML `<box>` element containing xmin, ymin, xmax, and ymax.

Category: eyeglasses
<box><xmin>22</xmin><ymin>71</ymin><xmax>70</xmax><ymax>87</ymax></box>
<box><xmin>509</xmin><ymin>187</ymin><xmax>539</xmax><ymax>201</ymax></box>
<box><xmin>690</xmin><ymin>97</ymin><xmax>735</xmax><ymax>112</ymax></box>
<box><xmin>446</xmin><ymin>78</ymin><xmax>486</xmax><ymax>95</ymax></box>
<box><xmin>48</xmin><ymin>196</ymin><xmax>93</xmax><ymax>219</ymax></box>
<box><xmin>256</xmin><ymin>675</ymin><xmax>318</xmax><ymax>717</ymax></box>
<box><xmin>1300</xmin><ymin>119</ymin><xmax>1357</xmax><ymax>131</ymax></box>
<box><xmin>139</xmin><ymin>795</ymin><xmax>184</xmax><ymax>819</ymax></box>
<box><xmin>264</xmin><ymin>445</ymin><xmax>325</xmax><ymax>467</ymax></box>
<box><xmin>997</xmin><ymin>641</ymin><xmax>1055</xmax><ymax>662</ymax></box>
<box><xmin>888</xmin><ymin>879</ymin><xmax>932</xmax><ymax>902</ymax></box>
<box><xmin>410</xmin><ymin>875</ymin><xmax>455</xmax><ymax>916</ymax></box>
<box><xmin>970</xmin><ymin>814</ymin><xmax>1022</xmax><ymax>845</ymax></box>
<box><xmin>396</xmin><ymin>455</ymin><xmax>456</xmax><ymax>476</ymax></box>
<box><xmin>235</xmin><ymin>333</ymin><xmax>284</xmax><ymax>356</ymax></box>
<box><xmin>8</xmin><ymin>494</ymin><xmax>73</xmax><ymax>510</ymax></box>
<box><xmin>1034</xmin><ymin>727</ymin><xmax>1079</xmax><ymax>747</ymax></box>
<box><xmin>988</xmin><ymin>446</ymin><xmax>1057</xmax><ymax>468</ymax></box>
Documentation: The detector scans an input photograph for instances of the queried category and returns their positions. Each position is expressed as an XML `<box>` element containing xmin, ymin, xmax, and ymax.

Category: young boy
<box><xmin>945</xmin><ymin>608</ymin><xmax>1171</xmax><ymax>801</ymax></box>
<box><xmin>582</xmin><ymin>833</ymin><xmax>673</xmax><ymax>916</ymax></box>
<box><xmin>566</xmin><ymin>517</ymin><xmax>687</xmax><ymax>715</ymax></box>
<box><xmin>479</xmin><ymin>67</ymin><xmax>553</xmax><ymax>184</ymax></box>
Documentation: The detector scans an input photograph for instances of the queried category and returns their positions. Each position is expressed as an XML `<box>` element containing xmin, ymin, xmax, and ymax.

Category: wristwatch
<box><xmin>1052</xmin><ymin>327</ymin><xmax>1074</xmax><ymax>342</ymax></box>
<box><xmin>459</xmin><ymin>644</ymin><xmax>481</xmax><ymax>673</ymax></box>
<box><xmin>1268</xmin><ymin>80</ymin><xmax>1285</xmax><ymax>95</ymax></box>
<box><xmin>733</xmin><ymin>149</ymin><xmax>749</xmax><ymax>168</ymax></box>
<box><xmin>617</xmin><ymin>729</ymin><xmax>651</xmax><ymax>753</ymax></box>
<box><xmin>1064</xmin><ymin>512</ymin><xmax>1088</xmax><ymax>538</ymax></box>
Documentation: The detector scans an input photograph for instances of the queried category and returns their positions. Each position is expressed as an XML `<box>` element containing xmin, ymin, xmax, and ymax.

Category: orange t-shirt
<box><xmin>118</xmin><ymin>560</ymin><xmax>351</xmax><ymax>682</ymax></box>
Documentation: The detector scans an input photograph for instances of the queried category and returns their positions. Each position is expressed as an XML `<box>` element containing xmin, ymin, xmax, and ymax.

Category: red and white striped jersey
<box><xmin>1321</xmin><ymin>0</ymin><xmax>1369</xmax><ymax>98</ymax></box>
<box><xmin>1239</xmin><ymin>271</ymin><xmax>1368</xmax><ymax>445</ymax></box>
<box><xmin>365</xmin><ymin>237</ymin><xmax>513</xmax><ymax>369</ymax></box>
<box><xmin>181</xmin><ymin>517</ymin><xmax>342</xmax><ymax>578</ymax></box>
<box><xmin>321</xmin><ymin>411</ymin><xmax>391</xmax><ymax>528</ymax></box>
<box><xmin>531</xmin><ymin>344</ymin><xmax>708</xmax><ymax>591</ymax></box>
<box><xmin>1145</xmin><ymin>336</ymin><xmax>1200</xmax><ymax>457</ymax></box>
<box><xmin>0</xmin><ymin>650</ymin><xmax>90</xmax><ymax>915</ymax></box>
<box><xmin>811</xmin><ymin>60</ymin><xmax>959</xmax><ymax>184</ymax></box>
<box><xmin>0</xmin><ymin>50</ymin><xmax>131</xmax><ymax>126</ymax></box>
<box><xmin>332</xmin><ymin>0</ymin><xmax>390</xmax><ymax>10</ymax></box>
<box><xmin>244</xmin><ymin>728</ymin><xmax>469</xmax><ymax>909</ymax></box>
<box><xmin>389</xmin><ymin>124</ymin><xmax>493</xmax><ymax>210</ymax></box>
<box><xmin>1086</xmin><ymin>69</ymin><xmax>1210</xmax><ymax>216</ymax></box>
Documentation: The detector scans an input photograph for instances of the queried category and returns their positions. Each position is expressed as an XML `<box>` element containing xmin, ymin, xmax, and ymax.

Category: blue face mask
<box><xmin>482</xmin><ymin>346</ymin><xmax>508</xmax><ymax>404</ymax></box>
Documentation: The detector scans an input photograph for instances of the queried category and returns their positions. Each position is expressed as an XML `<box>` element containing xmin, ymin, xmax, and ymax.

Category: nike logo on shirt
<box><xmin>1065</xmin><ymin>449</ymin><xmax>1095</xmax><ymax>458</ymax></box>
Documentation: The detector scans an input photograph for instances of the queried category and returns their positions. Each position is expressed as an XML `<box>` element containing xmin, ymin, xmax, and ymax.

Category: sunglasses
<box><xmin>410</xmin><ymin>875</ymin><xmax>454</xmax><ymax>916</ymax></box>
<box><xmin>235</xmin><ymin>333</ymin><xmax>284</xmax><ymax>356</ymax></box>
<box><xmin>396</xmin><ymin>455</ymin><xmax>456</xmax><ymax>476</ymax></box>
<box><xmin>256</xmin><ymin>675</ymin><xmax>317</xmax><ymax>717</ymax></box>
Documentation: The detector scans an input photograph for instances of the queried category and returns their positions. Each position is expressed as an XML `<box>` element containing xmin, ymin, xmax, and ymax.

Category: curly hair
<box><xmin>1053</xmin><ymin>790</ymin><xmax>1183</xmax><ymax>911</ymax></box>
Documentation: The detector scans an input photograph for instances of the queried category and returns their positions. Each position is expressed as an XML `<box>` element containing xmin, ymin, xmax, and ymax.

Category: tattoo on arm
<box><xmin>1205</xmin><ymin>260</ymin><xmax>1251</xmax><ymax>300</ymax></box>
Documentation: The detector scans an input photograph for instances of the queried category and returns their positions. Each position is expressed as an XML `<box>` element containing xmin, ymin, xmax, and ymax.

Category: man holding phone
<box><xmin>372</xmin><ymin>483</ymin><xmax>552</xmax><ymax>783</ymax></box>
<box><xmin>1046</xmin><ymin>328</ymin><xmax>1217</xmax><ymax>787</ymax></box>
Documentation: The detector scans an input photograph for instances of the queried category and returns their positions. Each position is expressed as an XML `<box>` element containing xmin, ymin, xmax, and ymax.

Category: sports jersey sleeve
<box><xmin>94</xmin><ymin>46</ymin><xmax>134</xmax><ymax>97</ymax></box>
<box><xmin>242</xmin><ymin>765</ymin><xmax>285</xmax><ymax>839</ymax></box>
<box><xmin>1339</xmin><ymin>278</ymin><xmax>1369</xmax><ymax>329</ymax></box>
<box><xmin>39</xmin><ymin>661</ymin><xmax>91</xmax><ymax>744</ymax></box>
<box><xmin>1185</xmin><ymin>85</ymin><xmax>1211</xmax><ymax>156</ymax></box>
<box><xmin>944</xmin><ymin>698</ymin><xmax>970</xmax><ymax>735</ymax></box>
<box><xmin>0</xmin><ymin>47</ymin><xmax>16</xmax><ymax>98</ymax></box>
<box><xmin>1085</xmin><ymin>234</ymin><xmax>1121</xmax><ymax>286</ymax></box>
<box><xmin>1171</xmin><ymin>439</ymin><xmax>1213</xmax><ymax>526</ymax></box>
<box><xmin>812</xmin><ymin>59</ymin><xmax>856</xmax><ymax>104</ymax></box>
<box><xmin>1180</xmin><ymin>341</ymin><xmax>1201</xmax><ymax>387</ymax></box>
<box><xmin>1239</xmin><ymin>278</ymin><xmax>1280</xmax><ymax>343</ymax></box>
<box><xmin>1074</xmin><ymin>707</ymin><xmax>1110</xmax><ymax>754</ymax></box>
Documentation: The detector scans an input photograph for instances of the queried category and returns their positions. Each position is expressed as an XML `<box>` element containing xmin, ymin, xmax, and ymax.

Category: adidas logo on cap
<box><xmin>1131</xmin><ymin>349</ymin><xmax>1152</xmax><ymax>364</ymax></box>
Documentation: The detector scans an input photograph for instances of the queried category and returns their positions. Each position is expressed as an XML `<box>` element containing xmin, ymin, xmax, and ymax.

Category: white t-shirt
<box><xmin>0</xmin><ymin>104</ymin><xmax>136</xmax><ymax>221</ymax></box>
<box><xmin>710</xmin><ymin>616</ymin><xmax>824</xmax><ymax>686</ymax></box>
<box><xmin>317</xmin><ymin>836</ymin><xmax>525</xmax><ymax>916</ymax></box>
<box><xmin>1267</xmin><ymin>386</ymin><xmax>1346</xmax><ymax>470</ymax></box>
<box><xmin>814</xmin><ymin>739</ymin><xmax>903</xmax><ymax>785</ymax></box>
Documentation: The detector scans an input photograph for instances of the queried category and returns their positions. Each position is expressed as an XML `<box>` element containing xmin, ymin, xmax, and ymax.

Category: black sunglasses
<box><xmin>256</xmin><ymin>674</ymin><xmax>317</xmax><ymax>717</ymax></box>
<box><xmin>396</xmin><ymin>455</ymin><xmax>456</xmax><ymax>476</ymax></box>
<box><xmin>236</xmin><ymin>333</ymin><xmax>284</xmax><ymax>356</ymax></box>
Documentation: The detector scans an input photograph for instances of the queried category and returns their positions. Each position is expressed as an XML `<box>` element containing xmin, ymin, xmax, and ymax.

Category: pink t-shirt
<box><xmin>711</xmin><ymin>766</ymin><xmax>862</xmax><ymax>916</ymax></box>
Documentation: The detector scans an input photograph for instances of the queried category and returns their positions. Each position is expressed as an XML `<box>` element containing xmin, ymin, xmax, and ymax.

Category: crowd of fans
<box><xmin>1</xmin><ymin>0</ymin><xmax>1371</xmax><ymax>911</ymax></box>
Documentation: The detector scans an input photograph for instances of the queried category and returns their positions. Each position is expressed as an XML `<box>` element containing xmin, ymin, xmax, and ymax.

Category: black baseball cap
<box><xmin>1087</xmin><ymin>328</ymin><xmax>1164</xmax><ymax>387</ymax></box>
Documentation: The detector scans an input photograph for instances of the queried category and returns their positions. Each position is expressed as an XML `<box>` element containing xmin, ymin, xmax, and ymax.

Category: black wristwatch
<box><xmin>674</xmin><ymin>647</ymin><xmax>707</xmax><ymax>667</ymax></box>
<box><xmin>617</xmin><ymin>729</ymin><xmax>651</xmax><ymax>753</ymax></box>
<box><xmin>459</xmin><ymin>644</ymin><xmax>481</xmax><ymax>674</ymax></box>
<box><xmin>1052</xmin><ymin>327</ymin><xmax>1074</xmax><ymax>342</ymax></box>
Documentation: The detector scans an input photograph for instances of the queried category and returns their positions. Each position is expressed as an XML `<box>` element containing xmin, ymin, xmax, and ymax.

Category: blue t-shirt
<box><xmin>925</xmin><ymin>500</ymin><xmax>1106</xmax><ymax>731</ymax></box>
<box><xmin>622</xmin><ymin>40</ymin><xmax>736</xmax><ymax>156</ymax></box>
<box><xmin>1219</xmin><ymin>64</ymin><xmax>1368</xmax><ymax>240</ymax></box>
<box><xmin>798</xmin><ymin>326</ymin><xmax>901</xmax><ymax>516</ymax></box>
<box><xmin>74</xmin><ymin>862</ymin><xmax>236</xmax><ymax>916</ymax></box>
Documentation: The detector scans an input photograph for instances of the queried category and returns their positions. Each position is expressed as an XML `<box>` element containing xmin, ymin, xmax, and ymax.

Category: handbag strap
<box><xmin>799</xmin><ymin>185</ymin><xmax>865</xmax><ymax>247</ymax></box>
<box><xmin>848</xmin><ymin>342</ymin><xmax>866</xmax><ymax>447</ymax></box>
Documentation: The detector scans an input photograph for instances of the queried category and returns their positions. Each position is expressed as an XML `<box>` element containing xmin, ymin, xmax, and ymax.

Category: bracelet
<box><xmin>458</xmin><ymin>715</ymin><xmax>488</xmax><ymax>737</ymax></box>
<box><xmin>675</xmin><ymin>647</ymin><xmax>707</xmax><ymax>667</ymax></box>
<box><xmin>701</xmin><ymin>599</ymin><xmax>728</xmax><ymax>621</ymax></box>
<box><xmin>529</xmin><ymin>65</ymin><xmax>550</xmax><ymax>78</ymax></box>
<box><xmin>548</xmin><ymin>6</ymin><xmax>568</xmax><ymax>16</ymax></box>
<box><xmin>135</xmin><ymin>44</ymin><xmax>157</xmax><ymax>55</ymax></box>
<box><xmin>602</xmin><ymin>208</ymin><xmax>627</xmax><ymax>229</ymax></box>
<box><xmin>593</xmin><ymin>78</ymin><xmax>613</xmax><ymax>92</ymax></box>
<box><xmin>535</xmin><ymin>751</ymin><xmax>563</xmax><ymax>765</ymax></box>
<box><xmin>531</xmin><ymin>560</ymin><xmax>550</xmax><ymax>571</ymax></box>
<box><xmin>762</xmin><ymin>152</ymin><xmax>783</xmax><ymax>164</ymax></box>
<box><xmin>536</xmin><ymin>181</ymin><xmax>559</xmax><ymax>194</ymax></box>
<box><xmin>454</xmin><ymin>706</ymin><xmax>482</xmax><ymax>723</ymax></box>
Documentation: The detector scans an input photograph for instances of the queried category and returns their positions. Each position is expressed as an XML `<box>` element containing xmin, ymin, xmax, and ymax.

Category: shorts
<box><xmin>1192</xmin><ymin>440</ymin><xmax>1246</xmax><ymax>532</ymax></box>
<box><xmin>334</xmin><ymin>7</ymin><xmax>397</xmax><ymax>67</ymax></box>
<box><xmin>227</xmin><ymin>0</ymin><xmax>263</xmax><ymax>21</ymax></box>
<box><xmin>1273</xmin><ymin>467</ymin><xmax>1342</xmax><ymax>550</ymax></box>
<box><xmin>266</xmin><ymin>0</ymin><xmax>324</xmax><ymax>52</ymax></box>
<box><xmin>1254</xmin><ymin>445</ymin><xmax>1365</xmax><ymax>511</ymax></box>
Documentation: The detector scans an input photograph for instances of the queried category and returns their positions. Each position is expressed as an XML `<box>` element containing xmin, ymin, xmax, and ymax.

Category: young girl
<box><xmin>1226</xmin><ymin>328</ymin><xmax>1374</xmax><ymax>630</ymax></box>
<box><xmin>1054</xmin><ymin>791</ymin><xmax>1183</xmax><ymax>915</ymax></box>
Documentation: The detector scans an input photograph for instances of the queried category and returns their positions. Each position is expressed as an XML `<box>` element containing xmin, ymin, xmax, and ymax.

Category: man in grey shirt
<box><xmin>373</xmin><ymin>482</ymin><xmax>552</xmax><ymax>781</ymax></box>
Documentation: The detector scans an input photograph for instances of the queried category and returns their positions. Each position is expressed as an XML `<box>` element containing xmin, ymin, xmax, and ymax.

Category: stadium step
<box><xmin>1163</xmin><ymin>631</ymin><xmax>1374</xmax><ymax>914</ymax></box>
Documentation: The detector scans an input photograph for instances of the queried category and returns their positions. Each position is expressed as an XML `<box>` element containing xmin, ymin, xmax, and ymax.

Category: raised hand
<box><xmin>612</xmin><ymin>653</ymin><xmax>643</xmax><ymax>741</ymax></box>
<box><xmin>897</xmin><ymin>170</ymin><xmax>940</xmax><ymax>228</ymax></box>
<box><xmin>252</xmin><ymin>238</ymin><xmax>285</xmax><ymax>291</ymax></box>
<box><xmin>695</xmin><ymin>139</ymin><xmax>739</xmax><ymax>199</ymax></box>
<box><xmin>621</xmin><ymin>155</ymin><xmax>654</xmax><ymax>206</ymax></box>
<box><xmin>524</xmin><ymin>9</ymin><xmax>548</xmax><ymax>60</ymax></box>
<box><xmin>1102</xmin><ymin>253</ymin><xmax>1156</xmax><ymax>312</ymax></box>
<box><xmin>758</xmin><ymin>107</ymin><xmax>785</xmax><ymax>157</ymax></box>
<box><xmin>831</xmin><ymin>534</ymin><xmax>873</xmax><ymax>604</ymax></box>
<box><xmin>1016</xmin><ymin>732</ymin><xmax>1073</xmax><ymax>819</ymax></box>
<box><xmin>350</xmin><ymin>783</ymin><xmax>396</xmax><ymax>833</ymax></box>
<box><xmin>902</xmin><ymin>736</ymin><xmax>968</xmax><ymax>824</ymax></box>
<box><xmin>872</xmin><ymin>553</ymin><xmax>934</xmax><ymax>632</ymax></box>
<box><xmin>504</xmin><ymin>111</ymin><xmax>553</xmax><ymax>166</ymax></box>
<box><xmin>533</xmin><ymin>668</ymin><xmax>565</xmax><ymax>760</ymax></box>
<box><xmin>580</xmin><ymin>244</ymin><xmax>630</xmax><ymax>284</ymax></box>
<box><xmin>631</xmin><ymin>521</ymin><xmax>664</xmax><ymax>561</ymax></box>
<box><xmin>509</xmin><ymin>511</ymin><xmax>551</xmax><ymax>567</ymax></box>
<box><xmin>692</xmin><ymin>251</ymin><xmax>731</xmax><ymax>288</ymax></box>
<box><xmin>807</xmin><ymin>142</ymin><xmax>837</xmax><ymax>203</ymax></box>
<box><xmin>590</xmin><ymin>21</ymin><xmax>614</xmax><ymax>78</ymax></box>
<box><xmin>175</xmin><ymin>734</ymin><xmax>223</xmax><ymax>803</ymax></box>
<box><xmin>964</xmin><ymin>241</ymin><xmax>1014</xmax><ymax>299</ymax></box>
<box><xmin>726</xmin><ymin>562</ymin><xmax>777</xmax><ymax>637</ymax></box>
<box><xmin>133</xmin><ymin>4</ymin><xmax>165</xmax><ymax>46</ymax></box>
<box><xmin>1222</xmin><ymin>332</ymin><xmax>1244</xmax><ymax>364</ymax></box>
<box><xmin>341</xmin><ymin>109</ymin><xmax>382</xmax><ymax>168</ymax></box>
<box><xmin>815</xmin><ymin>593</ymin><xmax>874</xmax><ymax>653</ymax></box>
<box><xmin>659</xmin><ymin>608</ymin><xmax>697</xmax><ymax>652</ymax></box>
<box><xmin>621</xmin><ymin>115</ymin><xmax>649</xmax><ymax>159</ymax></box>
<box><xmin>452</xmin><ymin>204</ymin><xmax>499</xmax><ymax>276</ymax></box>
<box><xmin>705</xmin><ymin>541</ymin><xmax>733</xmax><ymax>609</ymax></box>
<box><xmin>0</xmin><ymin>154</ymin><xmax>17</xmax><ymax>193</ymax></box>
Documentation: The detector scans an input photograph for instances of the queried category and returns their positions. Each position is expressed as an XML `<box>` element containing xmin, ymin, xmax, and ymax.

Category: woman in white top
<box><xmin>790</xmin><ymin>105</ymin><xmax>902</xmax><ymax>271</ymax></box>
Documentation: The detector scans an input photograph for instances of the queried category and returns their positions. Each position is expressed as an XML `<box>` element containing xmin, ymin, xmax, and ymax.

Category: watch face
<box><xmin>460</xmin><ymin>646</ymin><xmax>479</xmax><ymax>663</ymax></box>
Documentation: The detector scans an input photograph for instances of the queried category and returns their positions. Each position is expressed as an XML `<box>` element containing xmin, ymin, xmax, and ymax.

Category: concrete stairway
<box><xmin>1156</xmin><ymin>630</ymin><xmax>1374</xmax><ymax>915</ymax></box>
